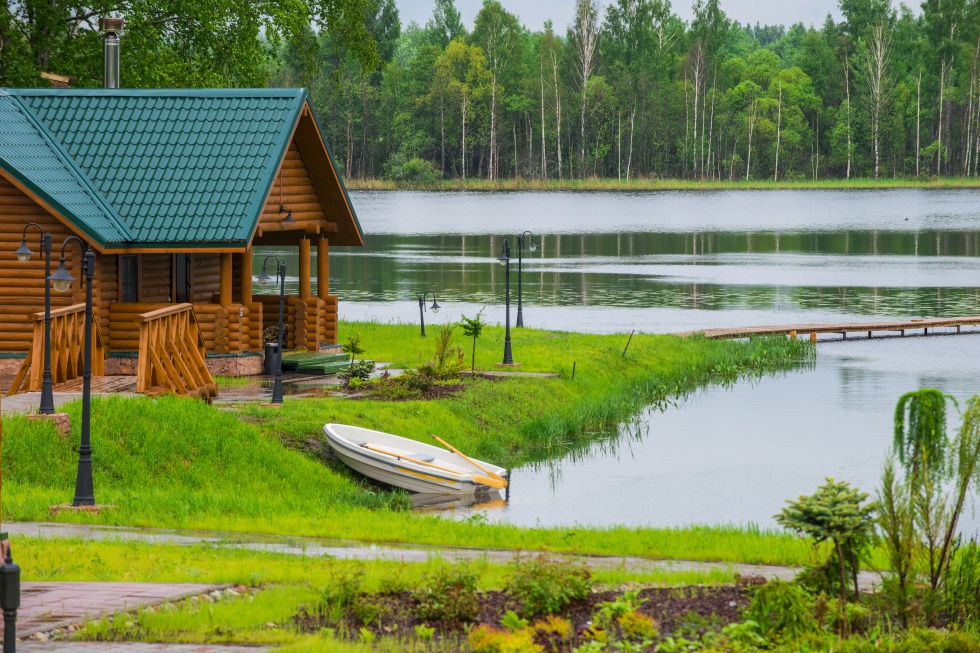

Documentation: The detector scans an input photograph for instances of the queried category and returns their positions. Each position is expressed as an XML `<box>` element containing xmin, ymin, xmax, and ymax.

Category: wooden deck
<box><xmin>674</xmin><ymin>316</ymin><xmax>980</xmax><ymax>341</ymax></box>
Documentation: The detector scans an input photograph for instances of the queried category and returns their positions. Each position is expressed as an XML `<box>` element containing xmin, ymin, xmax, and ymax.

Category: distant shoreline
<box><xmin>345</xmin><ymin>177</ymin><xmax>980</xmax><ymax>191</ymax></box>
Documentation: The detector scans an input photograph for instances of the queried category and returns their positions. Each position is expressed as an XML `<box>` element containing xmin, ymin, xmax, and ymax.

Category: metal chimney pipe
<box><xmin>99</xmin><ymin>17</ymin><xmax>124</xmax><ymax>89</ymax></box>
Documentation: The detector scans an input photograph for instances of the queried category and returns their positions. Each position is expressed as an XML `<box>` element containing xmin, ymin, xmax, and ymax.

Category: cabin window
<box><xmin>174</xmin><ymin>254</ymin><xmax>191</xmax><ymax>302</ymax></box>
<box><xmin>120</xmin><ymin>255</ymin><xmax>138</xmax><ymax>303</ymax></box>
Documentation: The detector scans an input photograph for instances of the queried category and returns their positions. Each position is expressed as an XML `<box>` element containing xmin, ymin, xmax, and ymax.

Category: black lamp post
<box><xmin>48</xmin><ymin>237</ymin><xmax>97</xmax><ymax>507</ymax></box>
<box><xmin>418</xmin><ymin>291</ymin><xmax>440</xmax><ymax>337</ymax></box>
<box><xmin>0</xmin><ymin>539</ymin><xmax>20</xmax><ymax>653</ymax></box>
<box><xmin>14</xmin><ymin>224</ymin><xmax>55</xmax><ymax>414</ymax></box>
<box><xmin>257</xmin><ymin>256</ymin><xmax>286</xmax><ymax>404</ymax></box>
<box><xmin>498</xmin><ymin>240</ymin><xmax>514</xmax><ymax>365</ymax></box>
<box><xmin>516</xmin><ymin>231</ymin><xmax>537</xmax><ymax>328</ymax></box>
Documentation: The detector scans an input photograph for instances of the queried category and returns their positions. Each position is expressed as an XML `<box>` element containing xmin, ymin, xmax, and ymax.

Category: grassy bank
<box><xmin>346</xmin><ymin>176</ymin><xmax>980</xmax><ymax>191</ymax></box>
<box><xmin>1</xmin><ymin>323</ymin><xmax>823</xmax><ymax>566</ymax></box>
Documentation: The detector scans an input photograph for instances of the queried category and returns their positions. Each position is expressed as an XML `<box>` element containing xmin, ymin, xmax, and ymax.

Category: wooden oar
<box><xmin>362</xmin><ymin>444</ymin><xmax>506</xmax><ymax>490</ymax></box>
<box><xmin>430</xmin><ymin>434</ymin><xmax>508</xmax><ymax>486</ymax></box>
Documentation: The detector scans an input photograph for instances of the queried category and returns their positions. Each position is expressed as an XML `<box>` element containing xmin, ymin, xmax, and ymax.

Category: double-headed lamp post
<box><xmin>498</xmin><ymin>240</ymin><xmax>514</xmax><ymax>365</ymax></box>
<box><xmin>418</xmin><ymin>291</ymin><xmax>441</xmax><ymax>337</ymax></box>
<box><xmin>14</xmin><ymin>224</ymin><xmax>55</xmax><ymax>414</ymax></box>
<box><xmin>46</xmin><ymin>236</ymin><xmax>97</xmax><ymax>507</ymax></box>
<box><xmin>516</xmin><ymin>231</ymin><xmax>537</xmax><ymax>328</ymax></box>
<box><xmin>257</xmin><ymin>256</ymin><xmax>287</xmax><ymax>404</ymax></box>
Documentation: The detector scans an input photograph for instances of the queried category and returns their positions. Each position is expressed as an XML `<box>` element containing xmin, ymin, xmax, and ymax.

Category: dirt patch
<box><xmin>295</xmin><ymin>584</ymin><xmax>752</xmax><ymax>649</ymax></box>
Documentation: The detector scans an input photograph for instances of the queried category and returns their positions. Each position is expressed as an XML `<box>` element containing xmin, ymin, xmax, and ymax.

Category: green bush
<box><xmin>413</xmin><ymin>563</ymin><xmax>480</xmax><ymax>623</ymax></box>
<box><xmin>384</xmin><ymin>153</ymin><xmax>441</xmax><ymax>184</ymax></box>
<box><xmin>744</xmin><ymin>581</ymin><xmax>819</xmax><ymax>642</ymax></box>
<box><xmin>508</xmin><ymin>554</ymin><xmax>593</xmax><ymax>618</ymax></box>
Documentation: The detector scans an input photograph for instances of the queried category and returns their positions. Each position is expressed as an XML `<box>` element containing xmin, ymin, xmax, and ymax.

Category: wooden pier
<box><xmin>674</xmin><ymin>316</ymin><xmax>980</xmax><ymax>341</ymax></box>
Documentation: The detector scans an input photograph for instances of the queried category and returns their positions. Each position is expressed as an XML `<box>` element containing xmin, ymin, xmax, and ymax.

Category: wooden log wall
<box><xmin>190</xmin><ymin>254</ymin><xmax>220</xmax><ymax>303</ymax></box>
<box><xmin>260</xmin><ymin>142</ymin><xmax>337</xmax><ymax>236</ymax></box>
<box><xmin>194</xmin><ymin>303</ymin><xmax>248</xmax><ymax>355</ymax></box>
<box><xmin>108</xmin><ymin>303</ymin><xmax>171</xmax><ymax>352</ymax></box>
<box><xmin>98</xmin><ymin>255</ymin><xmax>118</xmax><ymax>342</ymax></box>
<box><xmin>252</xmin><ymin>295</ymin><xmax>337</xmax><ymax>351</ymax></box>
<box><xmin>0</xmin><ymin>174</ymin><xmax>87</xmax><ymax>352</ymax></box>
<box><xmin>140</xmin><ymin>254</ymin><xmax>172</xmax><ymax>302</ymax></box>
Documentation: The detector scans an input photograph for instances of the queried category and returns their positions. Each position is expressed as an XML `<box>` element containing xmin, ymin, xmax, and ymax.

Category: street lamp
<box><xmin>418</xmin><ymin>291</ymin><xmax>440</xmax><ymax>337</ymax></box>
<box><xmin>14</xmin><ymin>224</ymin><xmax>55</xmax><ymax>414</ymax></box>
<box><xmin>48</xmin><ymin>236</ymin><xmax>97</xmax><ymax>507</ymax></box>
<box><xmin>257</xmin><ymin>256</ymin><xmax>287</xmax><ymax>404</ymax></box>
<box><xmin>498</xmin><ymin>240</ymin><xmax>513</xmax><ymax>365</ymax></box>
<box><xmin>516</xmin><ymin>231</ymin><xmax>537</xmax><ymax>328</ymax></box>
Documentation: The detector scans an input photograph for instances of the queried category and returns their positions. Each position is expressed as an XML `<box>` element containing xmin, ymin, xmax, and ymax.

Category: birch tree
<box><xmin>572</xmin><ymin>0</ymin><xmax>600</xmax><ymax>177</ymax></box>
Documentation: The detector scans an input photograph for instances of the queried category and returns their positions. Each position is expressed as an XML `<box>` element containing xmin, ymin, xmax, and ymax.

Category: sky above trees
<box><xmin>396</xmin><ymin>0</ymin><xmax>846</xmax><ymax>30</ymax></box>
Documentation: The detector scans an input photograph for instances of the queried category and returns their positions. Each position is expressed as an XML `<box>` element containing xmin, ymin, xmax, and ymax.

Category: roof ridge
<box><xmin>8</xmin><ymin>88</ymin><xmax>306</xmax><ymax>99</ymax></box>
<box><xmin>9</xmin><ymin>94</ymin><xmax>135</xmax><ymax>242</ymax></box>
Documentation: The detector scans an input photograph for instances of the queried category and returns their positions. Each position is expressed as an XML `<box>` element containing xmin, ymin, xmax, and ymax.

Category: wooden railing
<box><xmin>7</xmin><ymin>304</ymin><xmax>106</xmax><ymax>396</ymax></box>
<box><xmin>136</xmin><ymin>304</ymin><xmax>217</xmax><ymax>399</ymax></box>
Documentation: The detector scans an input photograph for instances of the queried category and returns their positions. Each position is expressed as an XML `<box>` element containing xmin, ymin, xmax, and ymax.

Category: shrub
<box><xmin>340</xmin><ymin>360</ymin><xmax>375</xmax><ymax>384</ymax></box>
<box><xmin>508</xmin><ymin>554</ymin><xmax>593</xmax><ymax>618</ymax></box>
<box><xmin>617</xmin><ymin>610</ymin><xmax>658</xmax><ymax>642</ymax></box>
<box><xmin>384</xmin><ymin>153</ymin><xmax>441</xmax><ymax>184</ymax></box>
<box><xmin>744</xmin><ymin>581</ymin><xmax>818</xmax><ymax>642</ymax></box>
<box><xmin>468</xmin><ymin>624</ymin><xmax>543</xmax><ymax>653</ymax></box>
<box><xmin>413</xmin><ymin>563</ymin><xmax>480</xmax><ymax>623</ymax></box>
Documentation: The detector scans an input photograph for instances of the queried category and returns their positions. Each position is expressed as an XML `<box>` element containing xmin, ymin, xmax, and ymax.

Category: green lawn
<box><xmin>1</xmin><ymin>323</ymin><xmax>823</xmax><ymax>566</ymax></box>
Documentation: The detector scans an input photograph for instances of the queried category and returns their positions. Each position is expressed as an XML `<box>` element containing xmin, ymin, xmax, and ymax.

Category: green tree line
<box><xmin>283</xmin><ymin>0</ymin><xmax>980</xmax><ymax>182</ymax></box>
<box><xmin>8</xmin><ymin>0</ymin><xmax>980</xmax><ymax>182</ymax></box>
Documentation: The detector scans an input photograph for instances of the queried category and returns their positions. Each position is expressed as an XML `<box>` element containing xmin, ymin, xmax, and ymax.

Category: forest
<box><xmin>5</xmin><ymin>0</ymin><xmax>980</xmax><ymax>182</ymax></box>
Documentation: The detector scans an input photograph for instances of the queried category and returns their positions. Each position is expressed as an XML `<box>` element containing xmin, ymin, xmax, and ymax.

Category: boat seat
<box><xmin>356</xmin><ymin>442</ymin><xmax>436</xmax><ymax>463</ymax></box>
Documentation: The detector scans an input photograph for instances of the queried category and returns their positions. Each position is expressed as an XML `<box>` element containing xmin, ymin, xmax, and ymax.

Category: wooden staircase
<box><xmin>7</xmin><ymin>303</ymin><xmax>106</xmax><ymax>396</ymax></box>
<box><xmin>136</xmin><ymin>304</ymin><xmax>217</xmax><ymax>399</ymax></box>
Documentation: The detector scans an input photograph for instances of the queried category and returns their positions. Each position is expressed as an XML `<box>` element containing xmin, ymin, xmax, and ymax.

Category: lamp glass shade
<box><xmin>15</xmin><ymin>240</ymin><xmax>32</xmax><ymax>262</ymax></box>
<box><xmin>430</xmin><ymin>299</ymin><xmax>441</xmax><ymax>313</ymax></box>
<box><xmin>498</xmin><ymin>255</ymin><xmax>508</xmax><ymax>265</ymax></box>
<box><xmin>49</xmin><ymin>262</ymin><xmax>75</xmax><ymax>293</ymax></box>
<box><xmin>256</xmin><ymin>269</ymin><xmax>272</xmax><ymax>286</ymax></box>
<box><xmin>529</xmin><ymin>240</ymin><xmax>537</xmax><ymax>252</ymax></box>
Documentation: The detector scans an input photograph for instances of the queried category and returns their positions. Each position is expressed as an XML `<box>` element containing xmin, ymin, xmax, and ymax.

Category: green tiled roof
<box><xmin>11</xmin><ymin>89</ymin><xmax>307</xmax><ymax>248</ymax></box>
<box><xmin>0</xmin><ymin>90</ymin><xmax>131</xmax><ymax>245</ymax></box>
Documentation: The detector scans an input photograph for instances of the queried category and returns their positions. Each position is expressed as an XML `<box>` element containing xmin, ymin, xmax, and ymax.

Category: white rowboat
<box><xmin>323</xmin><ymin>423</ymin><xmax>509</xmax><ymax>496</ymax></box>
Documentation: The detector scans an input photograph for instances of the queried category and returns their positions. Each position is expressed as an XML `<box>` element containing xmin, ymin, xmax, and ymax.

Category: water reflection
<box><xmin>433</xmin><ymin>335</ymin><xmax>980</xmax><ymax>532</ymax></box>
<box><xmin>251</xmin><ymin>189</ymin><xmax>980</xmax><ymax>529</ymax></box>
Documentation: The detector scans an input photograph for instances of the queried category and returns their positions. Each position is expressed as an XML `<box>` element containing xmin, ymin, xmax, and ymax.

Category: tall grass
<box><xmin>0</xmin><ymin>324</ymin><xmax>822</xmax><ymax>566</ymax></box>
<box><xmin>346</xmin><ymin>176</ymin><xmax>980</xmax><ymax>192</ymax></box>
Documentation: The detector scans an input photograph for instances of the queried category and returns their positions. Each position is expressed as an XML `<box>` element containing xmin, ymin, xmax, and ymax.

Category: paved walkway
<box><xmin>20</xmin><ymin>645</ymin><xmax>268</xmax><ymax>652</ymax></box>
<box><xmin>7</xmin><ymin>582</ymin><xmax>222</xmax><ymax>638</ymax></box>
<box><xmin>8</xmin><ymin>521</ymin><xmax>881</xmax><ymax>590</ymax></box>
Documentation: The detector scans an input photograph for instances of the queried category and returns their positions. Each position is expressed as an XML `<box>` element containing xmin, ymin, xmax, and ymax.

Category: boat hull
<box><xmin>323</xmin><ymin>424</ymin><xmax>507</xmax><ymax>496</ymax></box>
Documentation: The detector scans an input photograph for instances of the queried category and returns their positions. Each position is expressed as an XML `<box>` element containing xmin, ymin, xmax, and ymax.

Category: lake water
<box><xmin>260</xmin><ymin>189</ymin><xmax>980</xmax><ymax>530</ymax></box>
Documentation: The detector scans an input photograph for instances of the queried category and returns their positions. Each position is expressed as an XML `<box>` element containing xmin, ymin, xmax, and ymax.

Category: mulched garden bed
<box><xmin>295</xmin><ymin>584</ymin><xmax>753</xmax><ymax>649</ymax></box>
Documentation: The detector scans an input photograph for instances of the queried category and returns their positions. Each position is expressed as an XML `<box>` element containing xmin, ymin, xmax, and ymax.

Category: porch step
<box><xmin>280</xmin><ymin>351</ymin><xmax>352</xmax><ymax>376</ymax></box>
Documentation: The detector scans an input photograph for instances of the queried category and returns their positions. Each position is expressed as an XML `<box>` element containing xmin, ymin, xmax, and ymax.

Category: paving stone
<box><xmin>2</xmin><ymin>582</ymin><xmax>223</xmax><ymax>638</ymax></box>
<box><xmin>19</xmin><ymin>644</ymin><xmax>269</xmax><ymax>652</ymax></box>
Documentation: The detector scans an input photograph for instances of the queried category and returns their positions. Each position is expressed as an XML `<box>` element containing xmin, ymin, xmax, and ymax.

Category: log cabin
<box><xmin>0</xmin><ymin>87</ymin><xmax>363</xmax><ymax>397</ymax></box>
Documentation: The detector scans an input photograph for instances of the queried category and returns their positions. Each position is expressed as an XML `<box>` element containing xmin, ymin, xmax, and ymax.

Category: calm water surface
<box><xmin>261</xmin><ymin>189</ymin><xmax>980</xmax><ymax>529</ymax></box>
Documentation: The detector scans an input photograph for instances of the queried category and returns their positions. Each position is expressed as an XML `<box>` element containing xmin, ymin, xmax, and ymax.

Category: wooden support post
<box><xmin>317</xmin><ymin>237</ymin><xmax>329</xmax><ymax>300</ymax></box>
<box><xmin>219</xmin><ymin>253</ymin><xmax>233</xmax><ymax>306</ymax></box>
<box><xmin>810</xmin><ymin>332</ymin><xmax>817</xmax><ymax>343</ymax></box>
<box><xmin>299</xmin><ymin>238</ymin><xmax>311</xmax><ymax>301</ymax></box>
<box><xmin>789</xmin><ymin>330</ymin><xmax>797</xmax><ymax>339</ymax></box>
<box><xmin>241</xmin><ymin>247</ymin><xmax>253</xmax><ymax>305</ymax></box>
